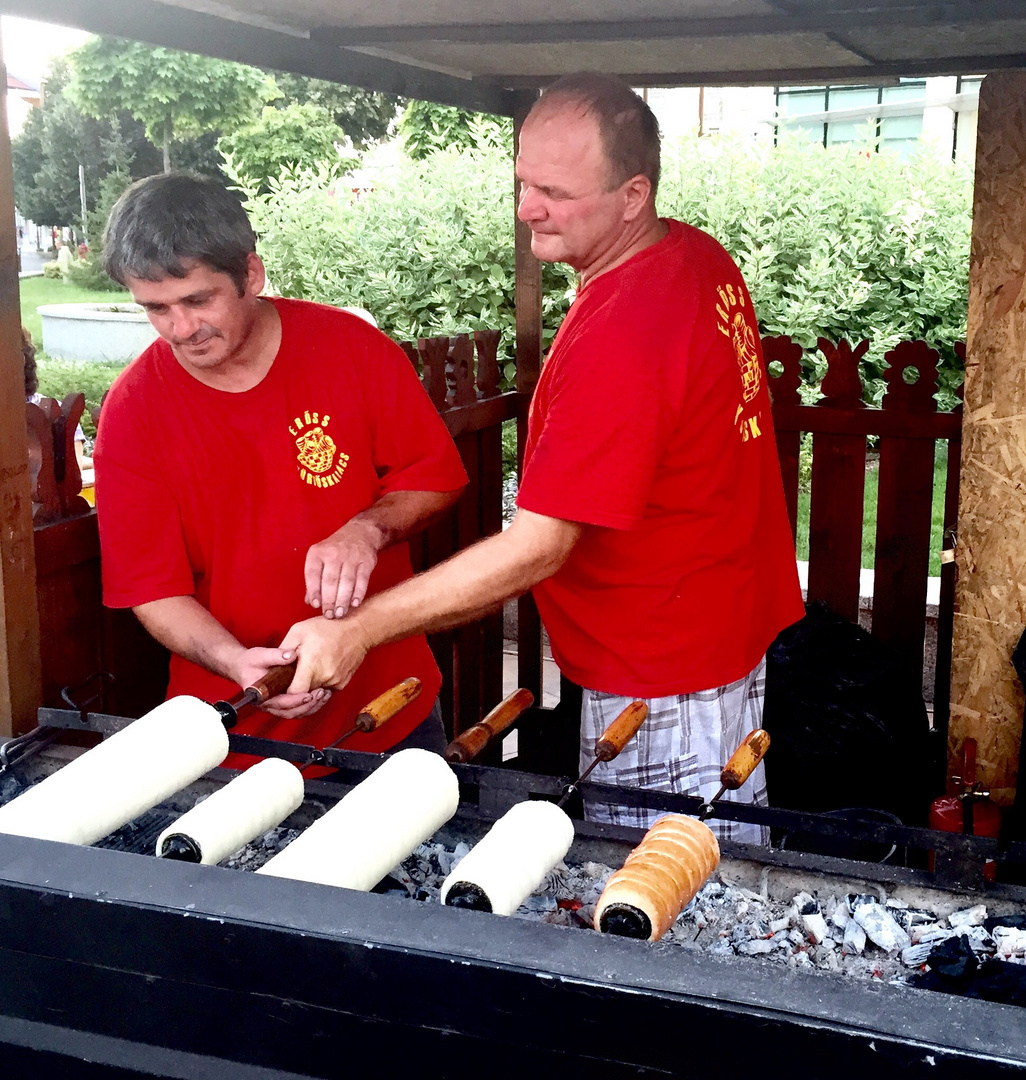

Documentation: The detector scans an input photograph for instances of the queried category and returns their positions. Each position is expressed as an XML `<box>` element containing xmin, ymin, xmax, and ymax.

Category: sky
<box><xmin>3</xmin><ymin>15</ymin><xmax>90</xmax><ymax>137</ymax></box>
<box><xmin>3</xmin><ymin>15</ymin><xmax>89</xmax><ymax>86</ymax></box>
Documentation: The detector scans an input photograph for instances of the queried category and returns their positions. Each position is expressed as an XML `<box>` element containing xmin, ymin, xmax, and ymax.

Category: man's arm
<box><xmin>305</xmin><ymin>488</ymin><xmax>463</xmax><ymax>619</ymax></box>
<box><xmin>283</xmin><ymin>508</ymin><xmax>581</xmax><ymax>694</ymax></box>
<box><xmin>134</xmin><ymin>595</ymin><xmax>330</xmax><ymax>718</ymax></box>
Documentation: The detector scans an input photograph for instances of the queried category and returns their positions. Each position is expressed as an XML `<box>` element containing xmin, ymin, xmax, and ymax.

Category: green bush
<box><xmin>233</xmin><ymin>150</ymin><xmax>575</xmax><ymax>387</ymax></box>
<box><xmin>66</xmin><ymin>171</ymin><xmax>136</xmax><ymax>292</ymax></box>
<box><xmin>42</xmin><ymin>261</ymin><xmax>63</xmax><ymax>279</ymax></box>
<box><xmin>67</xmin><ymin>257</ymin><xmax>123</xmax><ymax>292</ymax></box>
<box><xmin>658</xmin><ymin>132</ymin><xmax>971</xmax><ymax>408</ymax></box>
<box><xmin>34</xmin><ymin>358</ymin><xmax>127</xmax><ymax>438</ymax></box>
<box><xmin>233</xmin><ymin>131</ymin><xmax>971</xmax><ymax>403</ymax></box>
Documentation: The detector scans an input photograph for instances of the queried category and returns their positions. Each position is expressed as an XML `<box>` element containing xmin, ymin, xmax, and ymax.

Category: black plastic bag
<box><xmin>762</xmin><ymin>601</ymin><xmax>937</xmax><ymax>825</ymax></box>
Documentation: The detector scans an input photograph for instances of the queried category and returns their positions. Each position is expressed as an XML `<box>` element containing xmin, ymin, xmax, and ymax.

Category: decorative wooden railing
<box><xmin>398</xmin><ymin>331</ymin><xmax>521</xmax><ymax>744</ymax></box>
<box><xmin>765</xmin><ymin>334</ymin><xmax>963</xmax><ymax>736</ymax></box>
<box><xmin>25</xmin><ymin>330</ymin><xmax>963</xmax><ymax>761</ymax></box>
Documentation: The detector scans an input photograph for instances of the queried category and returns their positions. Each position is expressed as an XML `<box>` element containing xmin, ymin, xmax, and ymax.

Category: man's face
<box><xmin>515</xmin><ymin>104</ymin><xmax>630</xmax><ymax>272</ymax></box>
<box><xmin>126</xmin><ymin>254</ymin><xmax>264</xmax><ymax>376</ymax></box>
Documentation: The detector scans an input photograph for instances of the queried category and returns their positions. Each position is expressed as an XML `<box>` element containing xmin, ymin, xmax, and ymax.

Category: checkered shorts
<box><xmin>579</xmin><ymin>657</ymin><xmax>769</xmax><ymax>845</ymax></box>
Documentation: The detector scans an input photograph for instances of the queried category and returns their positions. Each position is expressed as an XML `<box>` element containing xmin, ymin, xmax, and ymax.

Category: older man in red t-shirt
<box><xmin>282</xmin><ymin>74</ymin><xmax>803</xmax><ymax>838</ymax></box>
<box><xmin>95</xmin><ymin>173</ymin><xmax>467</xmax><ymax>764</ymax></box>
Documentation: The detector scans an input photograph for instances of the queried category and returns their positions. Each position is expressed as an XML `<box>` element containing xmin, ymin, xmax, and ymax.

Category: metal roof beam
<box><xmin>2</xmin><ymin>0</ymin><xmax>519</xmax><ymax>114</ymax></box>
<box><xmin>314</xmin><ymin>3</ymin><xmax>1026</xmax><ymax>47</ymax></box>
<box><xmin>492</xmin><ymin>53</ymin><xmax>1026</xmax><ymax>89</ymax></box>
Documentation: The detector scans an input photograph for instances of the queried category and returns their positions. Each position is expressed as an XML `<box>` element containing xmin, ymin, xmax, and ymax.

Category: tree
<box><xmin>12</xmin><ymin>59</ymin><xmax>158</xmax><ymax>234</ymax></box>
<box><xmin>269</xmin><ymin>73</ymin><xmax>399</xmax><ymax>149</ymax></box>
<box><xmin>398</xmin><ymin>100</ymin><xmax>512</xmax><ymax>160</ymax></box>
<box><xmin>68</xmin><ymin>36</ymin><xmax>271</xmax><ymax>172</ymax></box>
<box><xmin>218</xmin><ymin>102</ymin><xmax>356</xmax><ymax>191</ymax></box>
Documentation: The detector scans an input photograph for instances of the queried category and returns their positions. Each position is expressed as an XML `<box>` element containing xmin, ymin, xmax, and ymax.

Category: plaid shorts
<box><xmin>579</xmin><ymin>657</ymin><xmax>769</xmax><ymax>845</ymax></box>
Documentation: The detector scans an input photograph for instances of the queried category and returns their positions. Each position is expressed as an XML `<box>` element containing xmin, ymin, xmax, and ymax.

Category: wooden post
<box><xmin>513</xmin><ymin>90</ymin><xmax>544</xmax><ymax>705</ymax></box>
<box><xmin>0</xmin><ymin>29</ymin><xmax>43</xmax><ymax>737</ymax></box>
<box><xmin>951</xmin><ymin>72</ymin><xmax>1026</xmax><ymax>805</ymax></box>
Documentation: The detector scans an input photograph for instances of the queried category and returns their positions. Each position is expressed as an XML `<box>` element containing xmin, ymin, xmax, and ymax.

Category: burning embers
<box><xmin>366</xmin><ymin>840</ymin><xmax>1026</xmax><ymax>999</ymax></box>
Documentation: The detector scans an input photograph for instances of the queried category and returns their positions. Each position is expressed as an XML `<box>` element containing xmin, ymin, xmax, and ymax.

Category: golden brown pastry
<box><xmin>594</xmin><ymin>814</ymin><xmax>720</xmax><ymax>941</ymax></box>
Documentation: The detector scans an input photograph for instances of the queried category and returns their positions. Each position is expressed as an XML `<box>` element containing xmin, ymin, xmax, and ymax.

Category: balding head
<box><xmin>530</xmin><ymin>73</ymin><xmax>661</xmax><ymax>197</ymax></box>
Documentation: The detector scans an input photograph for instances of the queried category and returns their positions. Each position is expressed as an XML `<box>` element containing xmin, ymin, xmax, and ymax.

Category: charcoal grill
<box><xmin>2</xmin><ymin>708</ymin><xmax>1026</xmax><ymax>1079</ymax></box>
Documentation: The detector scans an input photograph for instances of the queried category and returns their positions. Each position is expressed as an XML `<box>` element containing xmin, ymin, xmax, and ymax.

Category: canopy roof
<box><xmin>12</xmin><ymin>0</ymin><xmax>1026</xmax><ymax>114</ymax></box>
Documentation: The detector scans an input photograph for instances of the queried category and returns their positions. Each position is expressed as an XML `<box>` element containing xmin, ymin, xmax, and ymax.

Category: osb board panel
<box><xmin>952</xmin><ymin>72</ymin><xmax>1026</xmax><ymax>806</ymax></box>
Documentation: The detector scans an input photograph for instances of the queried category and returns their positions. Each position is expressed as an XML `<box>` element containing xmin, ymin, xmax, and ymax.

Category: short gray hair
<box><xmin>534</xmin><ymin>73</ymin><xmax>661</xmax><ymax>196</ymax></box>
<box><xmin>103</xmin><ymin>172</ymin><xmax>257</xmax><ymax>294</ymax></box>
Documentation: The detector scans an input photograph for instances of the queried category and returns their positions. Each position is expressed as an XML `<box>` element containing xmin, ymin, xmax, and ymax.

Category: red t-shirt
<box><xmin>517</xmin><ymin>220</ymin><xmax>804</xmax><ymax>696</ymax></box>
<box><xmin>95</xmin><ymin>298</ymin><xmax>467</xmax><ymax>760</ymax></box>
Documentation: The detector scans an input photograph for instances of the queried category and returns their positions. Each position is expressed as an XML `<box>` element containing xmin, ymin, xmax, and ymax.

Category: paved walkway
<box><xmin>18</xmin><ymin>247</ymin><xmax>48</xmax><ymax>274</ymax></box>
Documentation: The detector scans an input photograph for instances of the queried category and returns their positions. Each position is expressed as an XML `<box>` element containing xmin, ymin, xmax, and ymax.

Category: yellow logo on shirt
<box><xmin>716</xmin><ymin>282</ymin><xmax>764</xmax><ymax>443</ymax></box>
<box><xmin>289</xmin><ymin>411</ymin><xmax>350</xmax><ymax>488</ymax></box>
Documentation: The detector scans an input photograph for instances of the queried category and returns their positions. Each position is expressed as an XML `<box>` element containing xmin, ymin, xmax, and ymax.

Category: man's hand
<box><xmin>280</xmin><ymin>616</ymin><xmax>371</xmax><ymax>696</ymax></box>
<box><xmin>234</xmin><ymin>645</ymin><xmax>332</xmax><ymax>719</ymax></box>
<box><xmin>304</xmin><ymin>519</ymin><xmax>382</xmax><ymax>620</ymax></box>
<box><xmin>303</xmin><ymin>490</ymin><xmax>462</xmax><ymax>620</ymax></box>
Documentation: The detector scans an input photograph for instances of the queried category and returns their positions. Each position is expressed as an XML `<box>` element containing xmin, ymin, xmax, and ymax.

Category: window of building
<box><xmin>776</xmin><ymin>80</ymin><xmax>929</xmax><ymax>159</ymax></box>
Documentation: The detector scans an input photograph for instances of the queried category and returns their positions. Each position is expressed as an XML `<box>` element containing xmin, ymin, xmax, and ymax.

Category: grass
<box><xmin>21</xmin><ymin>275</ymin><xmax>133</xmax><ymax>437</ymax></box>
<box><xmin>19</xmin><ymin>274</ymin><xmax>133</xmax><ymax>347</ymax></box>
<box><xmin>795</xmin><ymin>442</ymin><xmax>949</xmax><ymax>578</ymax></box>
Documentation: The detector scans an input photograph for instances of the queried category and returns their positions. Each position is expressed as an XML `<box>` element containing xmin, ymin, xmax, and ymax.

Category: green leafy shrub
<box><xmin>234</xmin><ymin>130</ymin><xmax>970</xmax><ymax>404</ymax></box>
<box><xmin>399</xmin><ymin>102</ymin><xmax>512</xmax><ymax>160</ymax></box>
<box><xmin>219</xmin><ymin>103</ymin><xmax>358</xmax><ymax>193</ymax></box>
<box><xmin>34</xmin><ymin>358</ymin><xmax>128</xmax><ymax>437</ymax></box>
<box><xmin>232</xmin><ymin>149</ymin><xmax>574</xmax><ymax>387</ymax></box>
<box><xmin>42</xmin><ymin>261</ymin><xmax>63</xmax><ymax>279</ymax></box>
<box><xmin>67</xmin><ymin>172</ymin><xmax>136</xmax><ymax>292</ymax></box>
<box><xmin>658</xmin><ymin>132</ymin><xmax>971</xmax><ymax>408</ymax></box>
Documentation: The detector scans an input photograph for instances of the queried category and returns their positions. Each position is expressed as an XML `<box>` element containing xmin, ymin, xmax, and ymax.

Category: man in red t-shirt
<box><xmin>280</xmin><ymin>75</ymin><xmax>803</xmax><ymax>838</ymax></box>
<box><xmin>94</xmin><ymin>173</ymin><xmax>467</xmax><ymax>763</ymax></box>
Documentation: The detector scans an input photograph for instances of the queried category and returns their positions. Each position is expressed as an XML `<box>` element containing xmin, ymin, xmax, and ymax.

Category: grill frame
<box><xmin>3</xmin><ymin>718</ymin><xmax>1026</xmax><ymax>1077</ymax></box>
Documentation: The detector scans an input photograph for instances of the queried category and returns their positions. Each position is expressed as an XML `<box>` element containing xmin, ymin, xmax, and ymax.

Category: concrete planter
<box><xmin>38</xmin><ymin>302</ymin><xmax>158</xmax><ymax>363</ymax></box>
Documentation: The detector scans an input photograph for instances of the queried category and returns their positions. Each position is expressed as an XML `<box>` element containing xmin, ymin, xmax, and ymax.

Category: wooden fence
<box><xmin>25</xmin><ymin>330</ymin><xmax>963</xmax><ymax>766</ymax></box>
<box><xmin>765</xmin><ymin>335</ymin><xmax>963</xmax><ymax>737</ymax></box>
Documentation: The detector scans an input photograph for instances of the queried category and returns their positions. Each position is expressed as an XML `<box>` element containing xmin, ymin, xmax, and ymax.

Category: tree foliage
<box><xmin>230</xmin><ymin>146</ymin><xmax>573</xmax><ymax>388</ymax></box>
<box><xmin>236</xmin><ymin>132</ymin><xmax>970</xmax><ymax>404</ymax></box>
<box><xmin>268</xmin><ymin>74</ymin><xmax>398</xmax><ymax>148</ymax></box>
<box><xmin>658</xmin><ymin>132</ymin><xmax>971</xmax><ymax>406</ymax></box>
<box><xmin>68</xmin><ymin>36</ymin><xmax>271</xmax><ymax>171</ymax></box>
<box><xmin>219</xmin><ymin>102</ymin><xmax>357</xmax><ymax>192</ymax></box>
<box><xmin>399</xmin><ymin>100</ymin><xmax>513</xmax><ymax>160</ymax></box>
<box><xmin>13</xmin><ymin>59</ymin><xmax>161</xmax><ymax>232</ymax></box>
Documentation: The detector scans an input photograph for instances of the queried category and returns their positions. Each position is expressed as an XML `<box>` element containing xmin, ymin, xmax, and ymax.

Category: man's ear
<box><xmin>245</xmin><ymin>251</ymin><xmax>267</xmax><ymax>297</ymax></box>
<box><xmin>622</xmin><ymin>174</ymin><xmax>653</xmax><ymax>223</ymax></box>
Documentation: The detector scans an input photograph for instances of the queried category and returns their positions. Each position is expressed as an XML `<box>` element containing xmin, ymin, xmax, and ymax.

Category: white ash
<box><xmin>372</xmin><ymin>842</ymin><xmax>1026</xmax><ymax>989</ymax></box>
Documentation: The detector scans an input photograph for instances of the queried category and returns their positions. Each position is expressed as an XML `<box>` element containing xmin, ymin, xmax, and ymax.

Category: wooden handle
<box><xmin>444</xmin><ymin>687</ymin><xmax>535</xmax><ymax>763</ymax></box>
<box><xmin>595</xmin><ymin>701</ymin><xmax>648</xmax><ymax>762</ymax></box>
<box><xmin>354</xmin><ymin>677</ymin><xmax>422</xmax><ymax>732</ymax></box>
<box><xmin>720</xmin><ymin>729</ymin><xmax>771</xmax><ymax>790</ymax></box>
<box><xmin>246</xmin><ymin>662</ymin><xmax>298</xmax><ymax>703</ymax></box>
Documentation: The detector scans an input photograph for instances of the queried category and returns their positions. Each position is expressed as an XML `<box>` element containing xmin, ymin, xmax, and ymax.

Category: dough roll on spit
<box><xmin>157</xmin><ymin>757</ymin><xmax>305</xmax><ymax>864</ymax></box>
<box><xmin>441</xmin><ymin>800</ymin><xmax>575</xmax><ymax>915</ymax></box>
<box><xmin>594</xmin><ymin>814</ymin><xmax>720</xmax><ymax>942</ymax></box>
<box><xmin>0</xmin><ymin>697</ymin><xmax>229</xmax><ymax>846</ymax></box>
<box><xmin>257</xmin><ymin>748</ymin><xmax>459</xmax><ymax>891</ymax></box>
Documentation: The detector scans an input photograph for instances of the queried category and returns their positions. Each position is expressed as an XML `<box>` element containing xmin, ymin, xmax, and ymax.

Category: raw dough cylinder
<box><xmin>157</xmin><ymin>757</ymin><xmax>305</xmax><ymax>865</ymax></box>
<box><xmin>441</xmin><ymin>800</ymin><xmax>575</xmax><ymax>915</ymax></box>
<box><xmin>0</xmin><ymin>697</ymin><xmax>229</xmax><ymax>846</ymax></box>
<box><xmin>256</xmin><ymin>748</ymin><xmax>459</xmax><ymax>891</ymax></box>
<box><xmin>594</xmin><ymin>814</ymin><xmax>720</xmax><ymax>942</ymax></box>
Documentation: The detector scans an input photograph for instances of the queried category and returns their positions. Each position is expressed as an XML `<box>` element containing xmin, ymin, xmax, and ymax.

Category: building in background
<box><xmin>645</xmin><ymin>76</ymin><xmax>980</xmax><ymax>164</ymax></box>
<box><xmin>6</xmin><ymin>70</ymin><xmax>39</xmax><ymax>137</ymax></box>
